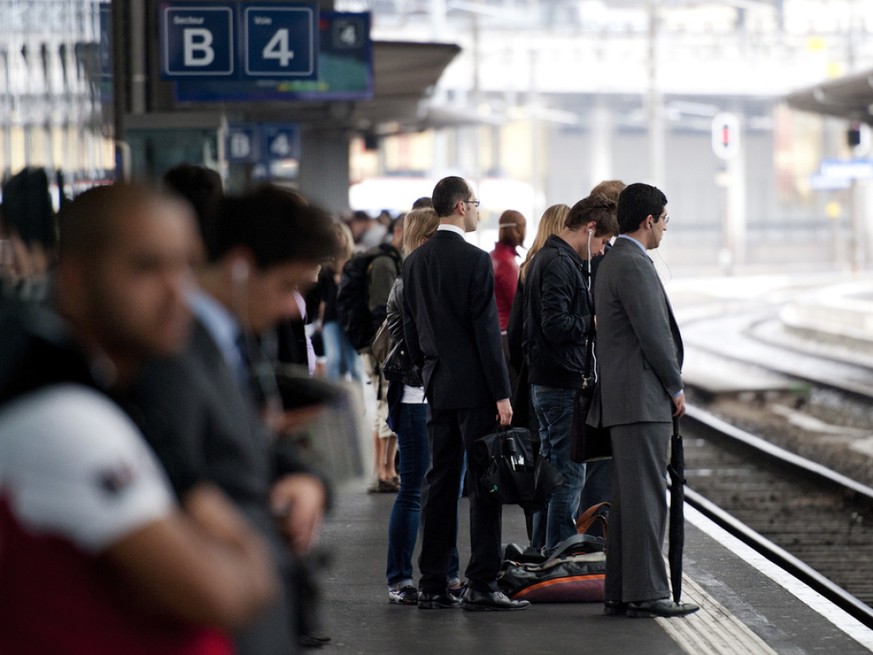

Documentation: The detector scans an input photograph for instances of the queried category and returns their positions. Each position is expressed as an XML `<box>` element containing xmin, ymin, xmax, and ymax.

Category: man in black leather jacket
<box><xmin>523</xmin><ymin>194</ymin><xmax>617</xmax><ymax>551</ymax></box>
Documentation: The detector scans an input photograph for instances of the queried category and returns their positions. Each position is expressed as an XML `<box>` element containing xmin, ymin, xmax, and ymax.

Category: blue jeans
<box><xmin>322</xmin><ymin>320</ymin><xmax>362</xmax><ymax>382</ymax></box>
<box><xmin>386</xmin><ymin>402</ymin><xmax>461</xmax><ymax>586</ymax></box>
<box><xmin>531</xmin><ymin>385</ymin><xmax>587</xmax><ymax>550</ymax></box>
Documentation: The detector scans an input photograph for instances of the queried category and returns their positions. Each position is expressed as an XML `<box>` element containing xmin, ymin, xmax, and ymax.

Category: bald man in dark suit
<box><xmin>402</xmin><ymin>176</ymin><xmax>529</xmax><ymax>612</ymax></box>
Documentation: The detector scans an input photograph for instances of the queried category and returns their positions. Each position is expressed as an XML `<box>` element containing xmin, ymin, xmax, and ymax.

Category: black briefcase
<box><xmin>472</xmin><ymin>427</ymin><xmax>564</xmax><ymax>509</ymax></box>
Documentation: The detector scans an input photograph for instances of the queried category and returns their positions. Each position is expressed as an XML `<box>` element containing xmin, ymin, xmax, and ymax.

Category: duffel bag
<box><xmin>498</xmin><ymin>533</ymin><xmax>605</xmax><ymax>603</ymax></box>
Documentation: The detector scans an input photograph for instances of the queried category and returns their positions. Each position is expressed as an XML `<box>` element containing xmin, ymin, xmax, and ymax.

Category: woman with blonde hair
<box><xmin>519</xmin><ymin>204</ymin><xmax>571</xmax><ymax>283</ymax></box>
<box><xmin>508</xmin><ymin>203</ymin><xmax>570</xmax><ymax>383</ymax></box>
<box><xmin>505</xmin><ymin>203</ymin><xmax>570</xmax><ymax>550</ymax></box>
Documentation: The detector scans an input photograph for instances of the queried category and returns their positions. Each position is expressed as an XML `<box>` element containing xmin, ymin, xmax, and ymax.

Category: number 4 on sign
<box><xmin>263</xmin><ymin>29</ymin><xmax>294</xmax><ymax>66</ymax></box>
<box><xmin>270</xmin><ymin>134</ymin><xmax>291</xmax><ymax>157</ymax></box>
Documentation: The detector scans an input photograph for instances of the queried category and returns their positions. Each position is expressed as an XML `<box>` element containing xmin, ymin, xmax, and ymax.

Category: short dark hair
<box><xmin>411</xmin><ymin>196</ymin><xmax>433</xmax><ymax>209</ymax></box>
<box><xmin>58</xmin><ymin>183</ymin><xmax>175</xmax><ymax>261</ymax></box>
<box><xmin>210</xmin><ymin>185</ymin><xmax>339</xmax><ymax>268</ymax></box>
<box><xmin>162</xmin><ymin>164</ymin><xmax>223</xmax><ymax>253</ymax></box>
<box><xmin>431</xmin><ymin>176</ymin><xmax>469</xmax><ymax>218</ymax></box>
<box><xmin>566</xmin><ymin>193</ymin><xmax>619</xmax><ymax>237</ymax></box>
<box><xmin>616</xmin><ymin>183</ymin><xmax>668</xmax><ymax>234</ymax></box>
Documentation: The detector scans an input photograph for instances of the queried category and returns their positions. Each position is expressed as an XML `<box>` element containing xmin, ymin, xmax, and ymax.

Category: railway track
<box><xmin>682</xmin><ymin>312</ymin><xmax>873</xmax><ymax>401</ymax></box>
<box><xmin>680</xmin><ymin>406</ymin><xmax>873</xmax><ymax>627</ymax></box>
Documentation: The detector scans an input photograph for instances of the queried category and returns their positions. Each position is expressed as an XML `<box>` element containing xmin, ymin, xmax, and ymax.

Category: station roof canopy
<box><xmin>144</xmin><ymin>41</ymin><xmax>461</xmax><ymax>135</ymax></box>
<box><xmin>358</xmin><ymin>40</ymin><xmax>462</xmax><ymax>133</ymax></box>
<box><xmin>785</xmin><ymin>68</ymin><xmax>873</xmax><ymax>125</ymax></box>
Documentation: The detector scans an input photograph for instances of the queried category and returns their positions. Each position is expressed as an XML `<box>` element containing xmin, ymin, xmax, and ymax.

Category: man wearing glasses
<box><xmin>402</xmin><ymin>176</ymin><xmax>528</xmax><ymax>612</ymax></box>
<box><xmin>592</xmin><ymin>182</ymin><xmax>698</xmax><ymax>618</ymax></box>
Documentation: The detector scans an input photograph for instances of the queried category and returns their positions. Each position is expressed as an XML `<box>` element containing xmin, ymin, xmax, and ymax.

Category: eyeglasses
<box><xmin>657</xmin><ymin>212</ymin><xmax>670</xmax><ymax>225</ymax></box>
<box><xmin>464</xmin><ymin>199</ymin><xmax>480</xmax><ymax>207</ymax></box>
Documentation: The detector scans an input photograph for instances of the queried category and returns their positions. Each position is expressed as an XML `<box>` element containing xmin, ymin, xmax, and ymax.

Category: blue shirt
<box><xmin>188</xmin><ymin>290</ymin><xmax>247</xmax><ymax>386</ymax></box>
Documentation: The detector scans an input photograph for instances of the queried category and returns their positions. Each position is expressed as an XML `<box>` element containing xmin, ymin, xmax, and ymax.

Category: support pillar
<box><xmin>298</xmin><ymin>126</ymin><xmax>351</xmax><ymax>215</ymax></box>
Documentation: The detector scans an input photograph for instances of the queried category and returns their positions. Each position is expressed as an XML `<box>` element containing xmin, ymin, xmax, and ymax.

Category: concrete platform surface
<box><xmin>314</xmin><ymin>480</ymin><xmax>873</xmax><ymax>654</ymax></box>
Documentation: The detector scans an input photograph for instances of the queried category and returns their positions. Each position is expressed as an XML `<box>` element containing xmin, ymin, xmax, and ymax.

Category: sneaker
<box><xmin>447</xmin><ymin>581</ymin><xmax>467</xmax><ymax>598</ymax></box>
<box><xmin>388</xmin><ymin>585</ymin><xmax>419</xmax><ymax>605</ymax></box>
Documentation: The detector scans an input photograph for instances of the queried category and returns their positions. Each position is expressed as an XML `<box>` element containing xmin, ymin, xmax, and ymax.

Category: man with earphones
<box><xmin>592</xmin><ymin>182</ymin><xmax>698</xmax><ymax>618</ymax></box>
<box><xmin>126</xmin><ymin>185</ymin><xmax>340</xmax><ymax>653</ymax></box>
<box><xmin>523</xmin><ymin>193</ymin><xmax>618</xmax><ymax>552</ymax></box>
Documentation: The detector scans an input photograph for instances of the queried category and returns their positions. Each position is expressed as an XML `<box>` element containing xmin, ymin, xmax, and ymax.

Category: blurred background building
<box><xmin>2</xmin><ymin>0</ymin><xmax>872</xmax><ymax>273</ymax></box>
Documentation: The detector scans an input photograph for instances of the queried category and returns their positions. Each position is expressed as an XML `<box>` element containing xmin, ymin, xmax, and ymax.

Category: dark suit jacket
<box><xmin>121</xmin><ymin>318</ymin><xmax>309</xmax><ymax>655</ymax></box>
<box><xmin>592</xmin><ymin>237</ymin><xmax>683</xmax><ymax>427</ymax></box>
<box><xmin>129</xmin><ymin>320</ymin><xmax>305</xmax><ymax>511</ymax></box>
<box><xmin>402</xmin><ymin>230</ymin><xmax>510</xmax><ymax>410</ymax></box>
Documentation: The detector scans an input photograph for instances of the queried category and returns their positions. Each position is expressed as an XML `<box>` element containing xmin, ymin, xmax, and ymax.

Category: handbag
<box><xmin>370</xmin><ymin>318</ymin><xmax>391</xmax><ymax>362</ymax></box>
<box><xmin>570</xmin><ymin>384</ymin><xmax>611</xmax><ymax>462</ymax></box>
<box><xmin>570</xmin><ymin>328</ymin><xmax>612</xmax><ymax>462</ymax></box>
<box><xmin>472</xmin><ymin>427</ymin><xmax>564</xmax><ymax>510</ymax></box>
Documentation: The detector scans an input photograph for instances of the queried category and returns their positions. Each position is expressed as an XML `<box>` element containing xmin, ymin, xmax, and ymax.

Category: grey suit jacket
<box><xmin>592</xmin><ymin>237</ymin><xmax>683</xmax><ymax>427</ymax></box>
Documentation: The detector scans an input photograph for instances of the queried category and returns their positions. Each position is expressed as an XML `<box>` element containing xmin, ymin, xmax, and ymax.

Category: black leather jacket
<box><xmin>384</xmin><ymin>278</ymin><xmax>423</xmax><ymax>387</ymax></box>
<box><xmin>523</xmin><ymin>235</ymin><xmax>592</xmax><ymax>389</ymax></box>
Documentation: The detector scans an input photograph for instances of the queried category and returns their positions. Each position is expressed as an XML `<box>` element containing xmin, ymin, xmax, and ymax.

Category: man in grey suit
<box><xmin>593</xmin><ymin>182</ymin><xmax>699</xmax><ymax>618</ymax></box>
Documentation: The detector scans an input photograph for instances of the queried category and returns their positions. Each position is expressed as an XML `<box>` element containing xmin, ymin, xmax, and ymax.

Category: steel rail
<box><xmin>681</xmin><ymin>405</ymin><xmax>873</xmax><ymax>629</ymax></box>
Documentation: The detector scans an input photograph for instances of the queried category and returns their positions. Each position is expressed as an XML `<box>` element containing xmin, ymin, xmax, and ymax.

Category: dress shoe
<box><xmin>417</xmin><ymin>590</ymin><xmax>462</xmax><ymax>610</ymax></box>
<box><xmin>461</xmin><ymin>588</ymin><xmax>530</xmax><ymax>611</ymax></box>
<box><xmin>627</xmin><ymin>598</ymin><xmax>700</xmax><ymax>618</ymax></box>
<box><xmin>604</xmin><ymin>600</ymin><xmax>628</xmax><ymax>616</ymax></box>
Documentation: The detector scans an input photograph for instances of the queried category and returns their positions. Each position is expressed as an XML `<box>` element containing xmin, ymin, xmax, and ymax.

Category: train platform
<box><xmin>315</xmin><ymin>480</ymin><xmax>873</xmax><ymax>654</ymax></box>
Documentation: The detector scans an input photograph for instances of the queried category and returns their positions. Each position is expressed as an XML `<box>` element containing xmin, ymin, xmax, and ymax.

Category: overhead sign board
<box><xmin>243</xmin><ymin>6</ymin><xmax>315</xmax><ymax>77</ymax></box>
<box><xmin>263</xmin><ymin>123</ymin><xmax>301</xmax><ymax>160</ymax></box>
<box><xmin>174</xmin><ymin>12</ymin><xmax>373</xmax><ymax>103</ymax></box>
<box><xmin>226</xmin><ymin>123</ymin><xmax>301</xmax><ymax>164</ymax></box>
<box><xmin>818</xmin><ymin>159</ymin><xmax>873</xmax><ymax>180</ymax></box>
<box><xmin>159</xmin><ymin>2</ymin><xmax>317</xmax><ymax>80</ymax></box>
<box><xmin>161</xmin><ymin>4</ymin><xmax>235</xmax><ymax>76</ymax></box>
<box><xmin>226</xmin><ymin>124</ymin><xmax>261</xmax><ymax>162</ymax></box>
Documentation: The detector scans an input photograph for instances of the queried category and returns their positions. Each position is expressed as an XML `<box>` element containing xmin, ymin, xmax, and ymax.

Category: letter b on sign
<box><xmin>161</xmin><ymin>6</ymin><xmax>234</xmax><ymax>77</ymax></box>
<box><xmin>183</xmin><ymin>28</ymin><xmax>215</xmax><ymax>66</ymax></box>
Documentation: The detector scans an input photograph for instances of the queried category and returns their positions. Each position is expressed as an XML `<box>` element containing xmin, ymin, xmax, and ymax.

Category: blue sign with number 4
<box><xmin>243</xmin><ymin>6</ymin><xmax>316</xmax><ymax>77</ymax></box>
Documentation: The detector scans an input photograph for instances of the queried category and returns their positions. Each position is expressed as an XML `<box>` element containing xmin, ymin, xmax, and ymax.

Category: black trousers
<box><xmin>418</xmin><ymin>405</ymin><xmax>502</xmax><ymax>594</ymax></box>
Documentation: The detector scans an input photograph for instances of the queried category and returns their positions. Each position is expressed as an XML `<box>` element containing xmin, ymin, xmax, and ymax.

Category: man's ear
<box><xmin>225</xmin><ymin>247</ymin><xmax>255</xmax><ymax>283</ymax></box>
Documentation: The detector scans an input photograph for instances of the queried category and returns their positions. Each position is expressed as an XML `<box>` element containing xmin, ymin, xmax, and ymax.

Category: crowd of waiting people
<box><xmin>0</xmin><ymin>167</ymin><xmax>697</xmax><ymax>654</ymax></box>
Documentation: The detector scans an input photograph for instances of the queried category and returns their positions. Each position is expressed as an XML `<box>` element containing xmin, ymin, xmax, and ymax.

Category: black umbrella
<box><xmin>667</xmin><ymin>415</ymin><xmax>686</xmax><ymax>604</ymax></box>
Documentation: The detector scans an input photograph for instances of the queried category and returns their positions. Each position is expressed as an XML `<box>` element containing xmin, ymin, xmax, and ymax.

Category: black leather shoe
<box><xmin>604</xmin><ymin>600</ymin><xmax>628</xmax><ymax>616</ymax></box>
<box><xmin>417</xmin><ymin>590</ymin><xmax>462</xmax><ymax>609</ymax></box>
<box><xmin>461</xmin><ymin>588</ymin><xmax>530</xmax><ymax>611</ymax></box>
<box><xmin>627</xmin><ymin>598</ymin><xmax>699</xmax><ymax>618</ymax></box>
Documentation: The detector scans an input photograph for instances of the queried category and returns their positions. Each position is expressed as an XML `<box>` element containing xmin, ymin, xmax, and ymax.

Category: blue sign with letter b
<box><xmin>161</xmin><ymin>4</ymin><xmax>235</xmax><ymax>76</ymax></box>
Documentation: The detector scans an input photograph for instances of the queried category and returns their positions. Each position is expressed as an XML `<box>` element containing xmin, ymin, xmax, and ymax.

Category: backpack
<box><xmin>336</xmin><ymin>246</ymin><xmax>402</xmax><ymax>351</ymax></box>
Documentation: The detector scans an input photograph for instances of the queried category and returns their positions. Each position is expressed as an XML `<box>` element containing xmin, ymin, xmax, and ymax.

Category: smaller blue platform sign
<box><xmin>226</xmin><ymin>123</ymin><xmax>301</xmax><ymax>164</ymax></box>
<box><xmin>263</xmin><ymin>124</ymin><xmax>301</xmax><ymax>160</ymax></box>
<box><xmin>243</xmin><ymin>6</ymin><xmax>315</xmax><ymax>77</ymax></box>
<box><xmin>161</xmin><ymin>4</ymin><xmax>235</xmax><ymax>77</ymax></box>
<box><xmin>226</xmin><ymin>124</ymin><xmax>261</xmax><ymax>163</ymax></box>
